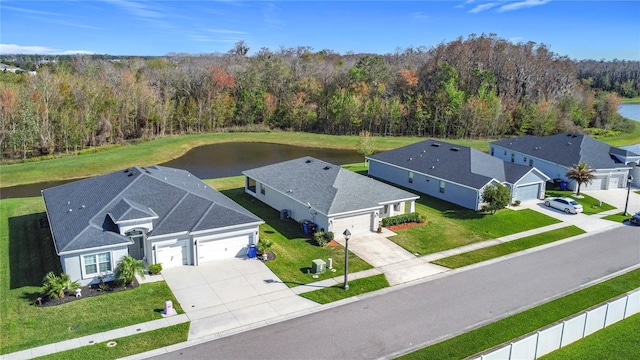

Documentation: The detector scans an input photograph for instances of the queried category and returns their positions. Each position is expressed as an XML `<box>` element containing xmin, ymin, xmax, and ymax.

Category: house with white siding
<box><xmin>243</xmin><ymin>157</ymin><xmax>419</xmax><ymax>235</ymax></box>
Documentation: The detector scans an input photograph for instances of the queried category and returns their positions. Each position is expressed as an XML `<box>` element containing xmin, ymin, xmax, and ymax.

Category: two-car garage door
<box><xmin>331</xmin><ymin>213</ymin><xmax>373</xmax><ymax>235</ymax></box>
<box><xmin>198</xmin><ymin>235</ymin><xmax>250</xmax><ymax>264</ymax></box>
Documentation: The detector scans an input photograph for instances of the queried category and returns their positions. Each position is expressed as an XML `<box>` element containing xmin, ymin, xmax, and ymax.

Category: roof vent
<box><xmin>422</xmin><ymin>150</ymin><xmax>426</xmax><ymax>153</ymax></box>
<box><xmin>408</xmin><ymin>157</ymin><xmax>413</xmax><ymax>161</ymax></box>
<box><xmin>124</xmin><ymin>169</ymin><xmax>129</xmax><ymax>173</ymax></box>
<box><xmin>450</xmin><ymin>147</ymin><xmax>460</xmax><ymax>152</ymax></box>
<box><xmin>571</xmin><ymin>135</ymin><xmax>577</xmax><ymax>138</ymax></box>
<box><xmin>566</xmin><ymin>134</ymin><xmax>572</xmax><ymax>137</ymax></box>
<box><xmin>431</xmin><ymin>143</ymin><xmax>440</xmax><ymax>147</ymax></box>
<box><xmin>323</xmin><ymin>166</ymin><xmax>331</xmax><ymax>170</ymax></box>
<box><xmin>305</xmin><ymin>159</ymin><xmax>312</xmax><ymax>163</ymax></box>
<box><xmin>430</xmin><ymin>165</ymin><xmax>435</xmax><ymax>169</ymax></box>
<box><xmin>81</xmin><ymin>205</ymin><xmax>85</xmax><ymax>209</ymax></box>
<box><xmin>436</xmin><ymin>158</ymin><xmax>439</xmax><ymax>162</ymax></box>
<box><xmin>567</xmin><ymin>142</ymin><xmax>572</xmax><ymax>145</ymax></box>
<box><xmin>128</xmin><ymin>173</ymin><xmax>133</xmax><ymax>177</ymax></box>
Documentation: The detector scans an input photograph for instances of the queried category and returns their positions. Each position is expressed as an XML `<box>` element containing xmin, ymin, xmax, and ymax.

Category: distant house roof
<box><xmin>42</xmin><ymin>166</ymin><xmax>262</xmax><ymax>254</ymax></box>
<box><xmin>368</xmin><ymin>139</ymin><xmax>545</xmax><ymax>189</ymax></box>
<box><xmin>491</xmin><ymin>133</ymin><xmax>637</xmax><ymax>169</ymax></box>
<box><xmin>243</xmin><ymin>157</ymin><xmax>419</xmax><ymax>216</ymax></box>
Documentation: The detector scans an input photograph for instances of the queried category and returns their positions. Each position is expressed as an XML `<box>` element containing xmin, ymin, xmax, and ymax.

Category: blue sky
<box><xmin>1</xmin><ymin>1</ymin><xmax>639</xmax><ymax>60</ymax></box>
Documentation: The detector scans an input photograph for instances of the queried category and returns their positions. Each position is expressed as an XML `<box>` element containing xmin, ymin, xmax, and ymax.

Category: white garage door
<box><xmin>156</xmin><ymin>240</ymin><xmax>189</xmax><ymax>268</ymax></box>
<box><xmin>608</xmin><ymin>176</ymin><xmax>621</xmax><ymax>189</ymax></box>
<box><xmin>583</xmin><ymin>176</ymin><xmax>605</xmax><ymax>190</ymax></box>
<box><xmin>515</xmin><ymin>184</ymin><xmax>540</xmax><ymax>201</ymax></box>
<box><xmin>332</xmin><ymin>213</ymin><xmax>372</xmax><ymax>235</ymax></box>
<box><xmin>198</xmin><ymin>235</ymin><xmax>249</xmax><ymax>264</ymax></box>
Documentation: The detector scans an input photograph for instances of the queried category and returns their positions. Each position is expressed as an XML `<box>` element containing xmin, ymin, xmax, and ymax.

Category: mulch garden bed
<box><xmin>386</xmin><ymin>222</ymin><xmax>427</xmax><ymax>231</ymax></box>
<box><xmin>259</xmin><ymin>251</ymin><xmax>276</xmax><ymax>261</ymax></box>
<box><xmin>36</xmin><ymin>279</ymin><xmax>139</xmax><ymax>307</ymax></box>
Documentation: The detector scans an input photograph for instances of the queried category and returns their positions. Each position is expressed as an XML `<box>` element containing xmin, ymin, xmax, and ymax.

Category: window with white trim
<box><xmin>439</xmin><ymin>180</ymin><xmax>445</xmax><ymax>193</ymax></box>
<box><xmin>260</xmin><ymin>183</ymin><xmax>266</xmax><ymax>195</ymax></box>
<box><xmin>84</xmin><ymin>252</ymin><xmax>111</xmax><ymax>276</ymax></box>
<box><xmin>408</xmin><ymin>171</ymin><xmax>414</xmax><ymax>183</ymax></box>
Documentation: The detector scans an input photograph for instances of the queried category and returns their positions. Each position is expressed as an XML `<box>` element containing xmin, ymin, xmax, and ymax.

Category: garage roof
<box><xmin>42</xmin><ymin>166</ymin><xmax>263</xmax><ymax>254</ymax></box>
<box><xmin>243</xmin><ymin>157</ymin><xmax>419</xmax><ymax>216</ymax></box>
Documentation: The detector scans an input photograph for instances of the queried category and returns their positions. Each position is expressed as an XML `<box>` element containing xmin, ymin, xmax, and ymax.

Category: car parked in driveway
<box><xmin>544</xmin><ymin>197</ymin><xmax>583</xmax><ymax>214</ymax></box>
<box><xmin>630</xmin><ymin>211</ymin><xmax>640</xmax><ymax>225</ymax></box>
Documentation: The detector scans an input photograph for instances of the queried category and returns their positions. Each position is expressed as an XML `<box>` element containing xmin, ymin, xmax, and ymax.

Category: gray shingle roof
<box><xmin>368</xmin><ymin>139</ymin><xmax>535</xmax><ymax>189</ymax></box>
<box><xmin>42</xmin><ymin>166</ymin><xmax>262</xmax><ymax>254</ymax></box>
<box><xmin>243</xmin><ymin>157</ymin><xmax>419</xmax><ymax>215</ymax></box>
<box><xmin>491</xmin><ymin>133</ymin><xmax>634</xmax><ymax>169</ymax></box>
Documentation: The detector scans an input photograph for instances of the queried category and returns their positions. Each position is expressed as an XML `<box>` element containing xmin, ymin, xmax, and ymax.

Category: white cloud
<box><xmin>498</xmin><ymin>0</ymin><xmax>551</xmax><ymax>12</ymax></box>
<box><xmin>0</xmin><ymin>44</ymin><xmax>93</xmax><ymax>55</ymax></box>
<box><xmin>469</xmin><ymin>2</ymin><xmax>500</xmax><ymax>13</ymax></box>
<box><xmin>105</xmin><ymin>0</ymin><xmax>164</xmax><ymax>19</ymax></box>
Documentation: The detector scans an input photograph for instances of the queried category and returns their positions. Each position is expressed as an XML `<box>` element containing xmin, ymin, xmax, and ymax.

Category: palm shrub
<box><xmin>115</xmin><ymin>255</ymin><xmax>145</xmax><ymax>287</ymax></box>
<box><xmin>257</xmin><ymin>238</ymin><xmax>273</xmax><ymax>254</ymax></box>
<box><xmin>566</xmin><ymin>162</ymin><xmax>596</xmax><ymax>195</ymax></box>
<box><xmin>41</xmin><ymin>272</ymin><xmax>79</xmax><ymax>299</ymax></box>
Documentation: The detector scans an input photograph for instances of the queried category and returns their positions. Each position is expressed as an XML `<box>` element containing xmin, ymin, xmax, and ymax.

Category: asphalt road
<box><xmin>156</xmin><ymin>226</ymin><xmax>640</xmax><ymax>360</ymax></box>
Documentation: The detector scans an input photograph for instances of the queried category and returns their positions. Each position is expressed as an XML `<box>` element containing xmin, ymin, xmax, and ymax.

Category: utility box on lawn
<box><xmin>311</xmin><ymin>259</ymin><xmax>326</xmax><ymax>274</ymax></box>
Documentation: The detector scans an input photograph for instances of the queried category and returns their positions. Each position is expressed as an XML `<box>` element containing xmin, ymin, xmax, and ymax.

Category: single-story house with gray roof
<box><xmin>242</xmin><ymin>157</ymin><xmax>419</xmax><ymax>235</ymax></box>
<box><xmin>42</xmin><ymin>166</ymin><xmax>263</xmax><ymax>285</ymax></box>
<box><xmin>490</xmin><ymin>133</ymin><xmax>638</xmax><ymax>191</ymax></box>
<box><xmin>367</xmin><ymin>140</ymin><xmax>550</xmax><ymax>211</ymax></box>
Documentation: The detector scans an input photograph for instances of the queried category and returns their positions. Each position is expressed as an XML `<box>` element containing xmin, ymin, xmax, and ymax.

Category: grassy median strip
<box><xmin>432</xmin><ymin>226</ymin><xmax>585</xmax><ymax>269</ymax></box>
<box><xmin>540</xmin><ymin>313</ymin><xmax>640</xmax><ymax>360</ymax></box>
<box><xmin>300</xmin><ymin>274</ymin><xmax>389</xmax><ymax>304</ymax></box>
<box><xmin>602</xmin><ymin>212</ymin><xmax>633</xmax><ymax>224</ymax></box>
<box><xmin>36</xmin><ymin>322</ymin><xmax>190</xmax><ymax>360</ymax></box>
<box><xmin>398</xmin><ymin>268</ymin><xmax>640</xmax><ymax>360</ymax></box>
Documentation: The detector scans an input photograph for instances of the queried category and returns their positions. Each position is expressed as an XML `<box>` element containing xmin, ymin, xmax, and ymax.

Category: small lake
<box><xmin>619</xmin><ymin>103</ymin><xmax>640</xmax><ymax>122</ymax></box>
<box><xmin>0</xmin><ymin>142</ymin><xmax>362</xmax><ymax>199</ymax></box>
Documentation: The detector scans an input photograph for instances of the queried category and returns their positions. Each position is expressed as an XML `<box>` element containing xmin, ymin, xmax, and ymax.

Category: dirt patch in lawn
<box><xmin>386</xmin><ymin>222</ymin><xmax>427</xmax><ymax>231</ymax></box>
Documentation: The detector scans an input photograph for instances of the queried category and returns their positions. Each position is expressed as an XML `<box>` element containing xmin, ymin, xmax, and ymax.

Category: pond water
<box><xmin>0</xmin><ymin>142</ymin><xmax>362</xmax><ymax>199</ymax></box>
<box><xmin>618</xmin><ymin>103</ymin><xmax>640</xmax><ymax>122</ymax></box>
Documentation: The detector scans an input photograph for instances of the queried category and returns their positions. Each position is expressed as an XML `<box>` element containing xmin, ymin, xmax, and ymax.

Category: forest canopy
<box><xmin>0</xmin><ymin>34</ymin><xmax>637</xmax><ymax>160</ymax></box>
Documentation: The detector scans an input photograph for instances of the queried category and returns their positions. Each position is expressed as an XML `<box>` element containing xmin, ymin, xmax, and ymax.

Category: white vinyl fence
<box><xmin>471</xmin><ymin>289</ymin><xmax>640</xmax><ymax>360</ymax></box>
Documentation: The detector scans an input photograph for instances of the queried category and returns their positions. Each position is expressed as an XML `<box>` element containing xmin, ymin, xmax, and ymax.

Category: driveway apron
<box><xmin>161</xmin><ymin>258</ymin><xmax>319</xmax><ymax>340</ymax></box>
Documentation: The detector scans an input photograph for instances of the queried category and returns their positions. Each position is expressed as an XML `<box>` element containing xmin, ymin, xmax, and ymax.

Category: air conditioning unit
<box><xmin>311</xmin><ymin>259</ymin><xmax>326</xmax><ymax>274</ymax></box>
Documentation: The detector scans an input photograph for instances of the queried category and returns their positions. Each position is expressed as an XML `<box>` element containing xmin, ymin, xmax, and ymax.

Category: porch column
<box><xmin>409</xmin><ymin>201</ymin><xmax>415</xmax><ymax>213</ymax></box>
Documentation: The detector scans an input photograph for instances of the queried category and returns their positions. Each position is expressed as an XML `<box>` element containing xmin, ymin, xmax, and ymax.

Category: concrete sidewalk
<box><xmin>1</xmin><ymin>197</ymin><xmax>630</xmax><ymax>360</ymax></box>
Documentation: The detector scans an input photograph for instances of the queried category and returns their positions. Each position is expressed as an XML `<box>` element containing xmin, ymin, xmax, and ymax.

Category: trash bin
<box><xmin>247</xmin><ymin>244</ymin><xmax>257</xmax><ymax>258</ymax></box>
<box><xmin>302</xmin><ymin>221</ymin><xmax>309</xmax><ymax>234</ymax></box>
<box><xmin>560</xmin><ymin>181</ymin><xmax>567</xmax><ymax>191</ymax></box>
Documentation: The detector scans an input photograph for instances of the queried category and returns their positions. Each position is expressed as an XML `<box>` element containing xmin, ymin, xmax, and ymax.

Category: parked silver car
<box><xmin>544</xmin><ymin>197</ymin><xmax>583</xmax><ymax>214</ymax></box>
<box><xmin>630</xmin><ymin>211</ymin><xmax>640</xmax><ymax>225</ymax></box>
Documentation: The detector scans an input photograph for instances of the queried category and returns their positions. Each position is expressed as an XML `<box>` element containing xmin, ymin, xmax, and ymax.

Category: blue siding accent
<box><xmin>369</xmin><ymin>160</ymin><xmax>481</xmax><ymax>210</ymax></box>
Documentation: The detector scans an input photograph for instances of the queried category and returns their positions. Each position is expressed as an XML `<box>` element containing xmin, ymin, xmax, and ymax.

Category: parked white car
<box><xmin>544</xmin><ymin>197</ymin><xmax>583</xmax><ymax>214</ymax></box>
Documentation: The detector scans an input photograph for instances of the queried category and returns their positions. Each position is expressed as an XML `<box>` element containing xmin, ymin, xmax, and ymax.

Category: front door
<box><xmin>126</xmin><ymin>230</ymin><xmax>145</xmax><ymax>260</ymax></box>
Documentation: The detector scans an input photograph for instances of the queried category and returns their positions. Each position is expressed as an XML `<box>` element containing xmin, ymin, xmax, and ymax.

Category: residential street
<box><xmin>154</xmin><ymin>225</ymin><xmax>640</xmax><ymax>360</ymax></box>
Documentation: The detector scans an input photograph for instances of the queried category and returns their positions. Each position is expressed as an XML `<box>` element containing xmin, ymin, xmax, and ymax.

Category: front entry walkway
<box><xmin>161</xmin><ymin>258</ymin><xmax>319</xmax><ymax>340</ymax></box>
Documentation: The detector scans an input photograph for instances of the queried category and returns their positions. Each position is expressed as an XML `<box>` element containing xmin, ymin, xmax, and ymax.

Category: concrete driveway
<box><xmin>582</xmin><ymin>187</ymin><xmax>640</xmax><ymax>215</ymax></box>
<box><xmin>333</xmin><ymin>230</ymin><xmax>448</xmax><ymax>286</ymax></box>
<box><xmin>522</xmin><ymin>200</ymin><xmax>620</xmax><ymax>232</ymax></box>
<box><xmin>161</xmin><ymin>258</ymin><xmax>319</xmax><ymax>340</ymax></box>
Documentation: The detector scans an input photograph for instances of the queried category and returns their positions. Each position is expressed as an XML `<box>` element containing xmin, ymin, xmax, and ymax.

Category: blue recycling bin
<box><xmin>560</xmin><ymin>181</ymin><xmax>567</xmax><ymax>191</ymax></box>
<box><xmin>247</xmin><ymin>244</ymin><xmax>257</xmax><ymax>258</ymax></box>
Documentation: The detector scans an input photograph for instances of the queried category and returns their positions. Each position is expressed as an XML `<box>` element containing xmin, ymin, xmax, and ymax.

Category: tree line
<box><xmin>0</xmin><ymin>34</ymin><xmax>633</xmax><ymax>160</ymax></box>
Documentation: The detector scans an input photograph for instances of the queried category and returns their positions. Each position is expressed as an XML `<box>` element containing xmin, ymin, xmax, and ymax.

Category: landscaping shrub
<box><xmin>381</xmin><ymin>212</ymin><xmax>423</xmax><ymax>227</ymax></box>
<box><xmin>258</xmin><ymin>238</ymin><xmax>273</xmax><ymax>254</ymax></box>
<box><xmin>148</xmin><ymin>263</ymin><xmax>163</xmax><ymax>275</ymax></box>
<box><xmin>313</xmin><ymin>231</ymin><xmax>334</xmax><ymax>247</ymax></box>
<box><xmin>41</xmin><ymin>272</ymin><xmax>79</xmax><ymax>299</ymax></box>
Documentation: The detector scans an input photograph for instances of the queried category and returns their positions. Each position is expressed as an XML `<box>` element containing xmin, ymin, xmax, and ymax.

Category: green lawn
<box><xmin>399</xmin><ymin>268</ymin><xmax>640</xmax><ymax>360</ymax></box>
<box><xmin>544</xmin><ymin>190</ymin><xmax>616</xmax><ymax>215</ymax></box>
<box><xmin>300</xmin><ymin>274</ymin><xmax>389</xmax><ymax>304</ymax></box>
<box><xmin>36</xmin><ymin>322</ymin><xmax>190</xmax><ymax>360</ymax></box>
<box><xmin>0</xmin><ymin>197</ymin><xmax>184</xmax><ymax>354</ymax></box>
<box><xmin>221</xmin><ymin>188</ymin><xmax>373</xmax><ymax>287</ymax></box>
<box><xmin>602</xmin><ymin>212</ymin><xmax>634</xmax><ymax>223</ymax></box>
<box><xmin>433</xmin><ymin>226</ymin><xmax>585</xmax><ymax>268</ymax></box>
<box><xmin>540</xmin><ymin>314</ymin><xmax>640</xmax><ymax>360</ymax></box>
<box><xmin>390</xmin><ymin>198</ymin><xmax>560</xmax><ymax>256</ymax></box>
